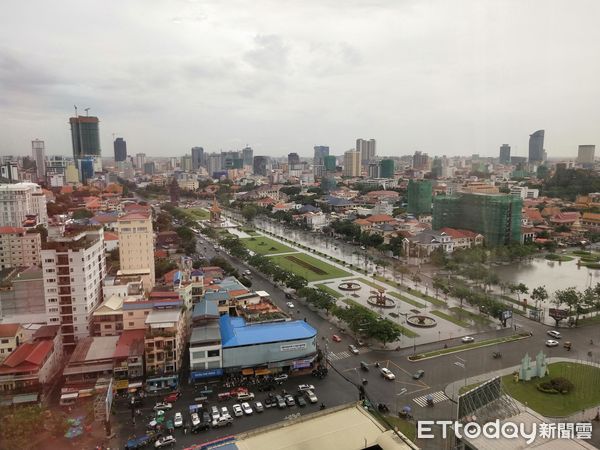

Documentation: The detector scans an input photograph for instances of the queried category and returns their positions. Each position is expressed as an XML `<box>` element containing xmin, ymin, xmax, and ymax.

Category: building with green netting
<box><xmin>323</xmin><ymin>155</ymin><xmax>337</xmax><ymax>172</ymax></box>
<box><xmin>407</xmin><ymin>179</ymin><xmax>432</xmax><ymax>215</ymax></box>
<box><xmin>379</xmin><ymin>159</ymin><xmax>395</xmax><ymax>178</ymax></box>
<box><xmin>432</xmin><ymin>193</ymin><xmax>523</xmax><ymax>246</ymax></box>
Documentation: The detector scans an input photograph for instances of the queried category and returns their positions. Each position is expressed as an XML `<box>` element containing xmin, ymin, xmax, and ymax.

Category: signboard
<box><xmin>292</xmin><ymin>359</ymin><xmax>312</xmax><ymax>369</ymax></box>
<box><xmin>105</xmin><ymin>378</ymin><xmax>113</xmax><ymax>420</ymax></box>
<box><xmin>191</xmin><ymin>368</ymin><xmax>224</xmax><ymax>380</ymax></box>
<box><xmin>281</xmin><ymin>343</ymin><xmax>307</xmax><ymax>352</ymax></box>
<box><xmin>501</xmin><ymin>310</ymin><xmax>512</xmax><ymax>321</ymax></box>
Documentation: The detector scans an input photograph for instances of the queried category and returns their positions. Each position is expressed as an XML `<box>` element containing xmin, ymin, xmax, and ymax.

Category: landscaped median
<box><xmin>407</xmin><ymin>332</ymin><xmax>531</xmax><ymax>361</ymax></box>
<box><xmin>315</xmin><ymin>283</ymin><xmax>344</xmax><ymax>299</ymax></box>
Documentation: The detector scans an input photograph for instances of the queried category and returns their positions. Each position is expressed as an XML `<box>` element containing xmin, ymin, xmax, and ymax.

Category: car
<box><xmin>332</xmin><ymin>335</ymin><xmax>342</xmax><ymax>342</ymax></box>
<box><xmin>237</xmin><ymin>392</ymin><xmax>255</xmax><ymax>401</ymax></box>
<box><xmin>173</xmin><ymin>412</ymin><xmax>183</xmax><ymax>428</ymax></box>
<box><xmin>547</xmin><ymin>330</ymin><xmax>561</xmax><ymax>339</ymax></box>
<box><xmin>211</xmin><ymin>406</ymin><xmax>220</xmax><ymax>421</ymax></box>
<box><xmin>380</xmin><ymin>367</ymin><xmax>396</xmax><ymax>380</ymax></box>
<box><xmin>264</xmin><ymin>397</ymin><xmax>274</xmax><ymax>408</ymax></box>
<box><xmin>304</xmin><ymin>390</ymin><xmax>318</xmax><ymax>403</ymax></box>
<box><xmin>190</xmin><ymin>412</ymin><xmax>200</xmax><ymax>427</ymax></box>
<box><xmin>241</xmin><ymin>402</ymin><xmax>253</xmax><ymax>415</ymax></box>
<box><xmin>232</xmin><ymin>404</ymin><xmax>243</xmax><ymax>417</ymax></box>
<box><xmin>191</xmin><ymin>422</ymin><xmax>210</xmax><ymax>434</ymax></box>
<box><xmin>220</xmin><ymin>406</ymin><xmax>230</xmax><ymax>417</ymax></box>
<box><xmin>276</xmin><ymin>395</ymin><xmax>286</xmax><ymax>408</ymax></box>
<box><xmin>286</xmin><ymin>302</ymin><xmax>295</xmax><ymax>308</ymax></box>
<box><xmin>461</xmin><ymin>336</ymin><xmax>475</xmax><ymax>343</ymax></box>
<box><xmin>154</xmin><ymin>435</ymin><xmax>176</xmax><ymax>448</ymax></box>
<box><xmin>295</xmin><ymin>395</ymin><xmax>307</xmax><ymax>407</ymax></box>
<box><xmin>348</xmin><ymin>344</ymin><xmax>359</xmax><ymax>354</ymax></box>
<box><xmin>153</xmin><ymin>402</ymin><xmax>172</xmax><ymax>411</ymax></box>
<box><xmin>546</xmin><ymin>339</ymin><xmax>559</xmax><ymax>347</ymax></box>
<box><xmin>254</xmin><ymin>401</ymin><xmax>264</xmax><ymax>412</ymax></box>
<box><xmin>356</xmin><ymin>339</ymin><xmax>365</xmax><ymax>346</ymax></box>
<box><xmin>284</xmin><ymin>394</ymin><xmax>295</xmax><ymax>406</ymax></box>
<box><xmin>413</xmin><ymin>369</ymin><xmax>425</xmax><ymax>380</ymax></box>
<box><xmin>360</xmin><ymin>246</ymin><xmax>366</xmax><ymax>250</ymax></box>
<box><xmin>285</xmin><ymin>293</ymin><xmax>294</xmax><ymax>299</ymax></box>
<box><xmin>212</xmin><ymin>416</ymin><xmax>233</xmax><ymax>428</ymax></box>
<box><xmin>163</xmin><ymin>392</ymin><xmax>181</xmax><ymax>403</ymax></box>
<box><xmin>297</xmin><ymin>384</ymin><xmax>315</xmax><ymax>392</ymax></box>
<box><xmin>273</xmin><ymin>374</ymin><xmax>288</xmax><ymax>383</ymax></box>
<box><xmin>243</xmin><ymin>269</ymin><xmax>251</xmax><ymax>276</ymax></box>
<box><xmin>202</xmin><ymin>411</ymin><xmax>211</xmax><ymax>424</ymax></box>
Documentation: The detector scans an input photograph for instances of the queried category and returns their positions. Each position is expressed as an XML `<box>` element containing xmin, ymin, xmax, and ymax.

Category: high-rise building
<box><xmin>41</xmin><ymin>226</ymin><xmax>106</xmax><ymax>350</ymax></box>
<box><xmin>357</xmin><ymin>138</ymin><xmax>376</xmax><ymax>167</ymax></box>
<box><xmin>0</xmin><ymin>162</ymin><xmax>19</xmax><ymax>182</ymax></box>
<box><xmin>207</xmin><ymin>153</ymin><xmax>222</xmax><ymax>177</ymax></box>
<box><xmin>379</xmin><ymin>159</ymin><xmax>395</xmax><ymax>178</ymax></box>
<box><xmin>223</xmin><ymin>151</ymin><xmax>243</xmax><ymax>170</ymax></box>
<box><xmin>313</xmin><ymin>146</ymin><xmax>329</xmax><ymax>166</ymax></box>
<box><xmin>367</xmin><ymin>162</ymin><xmax>380</xmax><ymax>178</ymax></box>
<box><xmin>407</xmin><ymin>180</ymin><xmax>432</xmax><ymax>215</ymax></box>
<box><xmin>577</xmin><ymin>145</ymin><xmax>595</xmax><ymax>165</ymax></box>
<box><xmin>0</xmin><ymin>227</ymin><xmax>41</xmax><ymax>269</ymax></box>
<box><xmin>433</xmin><ymin>193</ymin><xmax>522</xmax><ymax>246</ymax></box>
<box><xmin>412</xmin><ymin>151</ymin><xmax>429</xmax><ymax>170</ymax></box>
<box><xmin>528</xmin><ymin>130</ymin><xmax>545</xmax><ymax>163</ymax></box>
<box><xmin>323</xmin><ymin>155</ymin><xmax>337</xmax><ymax>172</ymax></box>
<box><xmin>343</xmin><ymin>150</ymin><xmax>361</xmax><ymax>177</ymax></box>
<box><xmin>242</xmin><ymin>147</ymin><xmax>254</xmax><ymax>166</ymax></box>
<box><xmin>253</xmin><ymin>156</ymin><xmax>269</xmax><ymax>176</ymax></box>
<box><xmin>0</xmin><ymin>182</ymin><xmax>47</xmax><ymax>227</ymax></box>
<box><xmin>77</xmin><ymin>158</ymin><xmax>94</xmax><ymax>184</ymax></box>
<box><xmin>180</xmin><ymin>154</ymin><xmax>192</xmax><ymax>172</ymax></box>
<box><xmin>288</xmin><ymin>152</ymin><xmax>300</xmax><ymax>167</ymax></box>
<box><xmin>191</xmin><ymin>147</ymin><xmax>204</xmax><ymax>170</ymax></box>
<box><xmin>114</xmin><ymin>137</ymin><xmax>127</xmax><ymax>162</ymax></box>
<box><xmin>499</xmin><ymin>144</ymin><xmax>511</xmax><ymax>164</ymax></box>
<box><xmin>69</xmin><ymin>115</ymin><xmax>101</xmax><ymax>160</ymax></box>
<box><xmin>31</xmin><ymin>140</ymin><xmax>46</xmax><ymax>182</ymax></box>
<box><xmin>118</xmin><ymin>212</ymin><xmax>155</xmax><ymax>289</ymax></box>
<box><xmin>144</xmin><ymin>162</ymin><xmax>155</xmax><ymax>175</ymax></box>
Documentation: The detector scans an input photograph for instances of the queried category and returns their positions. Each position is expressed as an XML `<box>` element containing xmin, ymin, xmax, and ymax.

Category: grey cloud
<box><xmin>244</xmin><ymin>35</ymin><xmax>290</xmax><ymax>71</ymax></box>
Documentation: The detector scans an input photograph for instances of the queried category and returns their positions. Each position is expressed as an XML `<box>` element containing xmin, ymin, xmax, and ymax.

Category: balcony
<box><xmin>147</xmin><ymin>329</ymin><xmax>176</xmax><ymax>338</ymax></box>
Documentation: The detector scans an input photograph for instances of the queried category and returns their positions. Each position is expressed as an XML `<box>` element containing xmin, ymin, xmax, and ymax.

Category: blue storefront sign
<box><xmin>191</xmin><ymin>368</ymin><xmax>224</xmax><ymax>380</ymax></box>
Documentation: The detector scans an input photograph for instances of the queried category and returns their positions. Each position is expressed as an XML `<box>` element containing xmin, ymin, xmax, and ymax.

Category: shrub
<box><xmin>537</xmin><ymin>377</ymin><xmax>574</xmax><ymax>394</ymax></box>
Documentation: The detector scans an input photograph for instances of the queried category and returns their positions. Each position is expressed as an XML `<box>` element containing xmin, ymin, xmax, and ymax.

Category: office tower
<box><xmin>77</xmin><ymin>158</ymin><xmax>94</xmax><ymax>183</ymax></box>
<box><xmin>31</xmin><ymin>140</ymin><xmax>46</xmax><ymax>182</ymax></box>
<box><xmin>357</xmin><ymin>138</ymin><xmax>376</xmax><ymax>167</ymax></box>
<box><xmin>191</xmin><ymin>147</ymin><xmax>204</xmax><ymax>170</ymax></box>
<box><xmin>253</xmin><ymin>156</ymin><xmax>269</xmax><ymax>176</ymax></box>
<box><xmin>577</xmin><ymin>145</ymin><xmax>595</xmax><ymax>165</ymax></box>
<box><xmin>407</xmin><ymin>180</ymin><xmax>433</xmax><ymax>215</ymax></box>
<box><xmin>412</xmin><ymin>151</ymin><xmax>429</xmax><ymax>170</ymax></box>
<box><xmin>207</xmin><ymin>153</ymin><xmax>222</xmax><ymax>177</ymax></box>
<box><xmin>323</xmin><ymin>155</ymin><xmax>337</xmax><ymax>172</ymax></box>
<box><xmin>0</xmin><ymin>182</ymin><xmax>48</xmax><ymax>227</ymax></box>
<box><xmin>379</xmin><ymin>159</ymin><xmax>394</xmax><ymax>179</ymax></box>
<box><xmin>180</xmin><ymin>155</ymin><xmax>192</xmax><ymax>172</ymax></box>
<box><xmin>114</xmin><ymin>137</ymin><xmax>127</xmax><ymax>162</ymax></box>
<box><xmin>528</xmin><ymin>130</ymin><xmax>545</xmax><ymax>163</ymax></box>
<box><xmin>242</xmin><ymin>147</ymin><xmax>254</xmax><ymax>166</ymax></box>
<box><xmin>367</xmin><ymin>162</ymin><xmax>380</xmax><ymax>178</ymax></box>
<box><xmin>69</xmin><ymin>115</ymin><xmax>101</xmax><ymax>160</ymax></box>
<box><xmin>433</xmin><ymin>193</ymin><xmax>522</xmax><ymax>246</ymax></box>
<box><xmin>0</xmin><ymin>227</ymin><xmax>41</xmax><ymax>269</ymax></box>
<box><xmin>431</xmin><ymin>157</ymin><xmax>443</xmax><ymax>179</ymax></box>
<box><xmin>0</xmin><ymin>162</ymin><xmax>19</xmax><ymax>182</ymax></box>
<box><xmin>144</xmin><ymin>162</ymin><xmax>155</xmax><ymax>175</ymax></box>
<box><xmin>135</xmin><ymin>153</ymin><xmax>146</xmax><ymax>169</ymax></box>
<box><xmin>288</xmin><ymin>153</ymin><xmax>300</xmax><ymax>167</ymax></box>
<box><xmin>343</xmin><ymin>150</ymin><xmax>361</xmax><ymax>177</ymax></box>
<box><xmin>223</xmin><ymin>151</ymin><xmax>243</xmax><ymax>170</ymax></box>
<box><xmin>118</xmin><ymin>212</ymin><xmax>155</xmax><ymax>288</ymax></box>
<box><xmin>499</xmin><ymin>144</ymin><xmax>511</xmax><ymax>164</ymax></box>
<box><xmin>41</xmin><ymin>227</ymin><xmax>106</xmax><ymax>350</ymax></box>
<box><xmin>313</xmin><ymin>146</ymin><xmax>329</xmax><ymax>166</ymax></box>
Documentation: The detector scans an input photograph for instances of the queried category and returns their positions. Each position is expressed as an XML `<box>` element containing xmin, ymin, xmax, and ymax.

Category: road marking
<box><xmin>327</xmin><ymin>351</ymin><xmax>351</xmax><ymax>361</ymax></box>
<box><xmin>396</xmin><ymin>388</ymin><xmax>408</xmax><ymax>396</ymax></box>
<box><xmin>454</xmin><ymin>361</ymin><xmax>465</xmax><ymax>368</ymax></box>
<box><xmin>412</xmin><ymin>391</ymin><xmax>449</xmax><ymax>407</ymax></box>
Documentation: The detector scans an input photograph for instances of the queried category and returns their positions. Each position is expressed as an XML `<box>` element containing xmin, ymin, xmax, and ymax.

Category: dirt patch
<box><xmin>285</xmin><ymin>255</ymin><xmax>328</xmax><ymax>275</ymax></box>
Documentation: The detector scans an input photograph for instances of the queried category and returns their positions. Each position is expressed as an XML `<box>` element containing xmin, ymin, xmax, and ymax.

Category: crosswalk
<box><xmin>412</xmin><ymin>391</ymin><xmax>449</xmax><ymax>407</ymax></box>
<box><xmin>327</xmin><ymin>351</ymin><xmax>351</xmax><ymax>361</ymax></box>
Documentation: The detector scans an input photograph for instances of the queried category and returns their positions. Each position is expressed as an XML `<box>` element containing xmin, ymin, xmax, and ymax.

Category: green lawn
<box><xmin>356</xmin><ymin>278</ymin><xmax>387</xmax><ymax>291</ymax></box>
<box><xmin>241</xmin><ymin>236</ymin><xmax>295</xmax><ymax>255</ymax></box>
<box><xmin>179</xmin><ymin>207</ymin><xmax>209</xmax><ymax>220</ymax></box>
<box><xmin>449</xmin><ymin>306</ymin><xmax>492</xmax><ymax>326</ymax></box>
<box><xmin>545</xmin><ymin>253</ymin><xmax>574</xmax><ymax>262</ymax></box>
<box><xmin>269</xmin><ymin>253</ymin><xmax>351</xmax><ymax>282</ymax></box>
<box><xmin>502</xmin><ymin>362</ymin><xmax>600</xmax><ymax>417</ymax></box>
<box><xmin>381</xmin><ymin>416</ymin><xmax>416</xmax><ymax>441</ymax></box>
<box><xmin>388</xmin><ymin>291</ymin><xmax>427</xmax><ymax>309</ymax></box>
<box><xmin>409</xmin><ymin>290</ymin><xmax>447</xmax><ymax>307</ymax></box>
<box><xmin>459</xmin><ymin>381</ymin><xmax>484</xmax><ymax>394</ymax></box>
<box><xmin>408</xmin><ymin>333</ymin><xmax>530</xmax><ymax>360</ymax></box>
<box><xmin>430</xmin><ymin>310</ymin><xmax>470</xmax><ymax>328</ymax></box>
<box><xmin>341</xmin><ymin>298</ymin><xmax>419</xmax><ymax>338</ymax></box>
<box><xmin>315</xmin><ymin>283</ymin><xmax>344</xmax><ymax>298</ymax></box>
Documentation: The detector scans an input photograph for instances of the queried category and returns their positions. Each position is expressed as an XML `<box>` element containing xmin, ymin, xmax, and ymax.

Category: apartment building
<box><xmin>0</xmin><ymin>182</ymin><xmax>48</xmax><ymax>227</ymax></box>
<box><xmin>144</xmin><ymin>308</ymin><xmax>185</xmax><ymax>379</ymax></box>
<box><xmin>0</xmin><ymin>227</ymin><xmax>41</xmax><ymax>269</ymax></box>
<box><xmin>0</xmin><ymin>323</ymin><xmax>24</xmax><ymax>363</ymax></box>
<box><xmin>118</xmin><ymin>212</ymin><xmax>155</xmax><ymax>289</ymax></box>
<box><xmin>41</xmin><ymin>226</ymin><xmax>106</xmax><ymax>350</ymax></box>
<box><xmin>0</xmin><ymin>267</ymin><xmax>46</xmax><ymax>324</ymax></box>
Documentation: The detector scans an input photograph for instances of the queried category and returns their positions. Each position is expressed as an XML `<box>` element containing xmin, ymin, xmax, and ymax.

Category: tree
<box><xmin>429</xmin><ymin>248</ymin><xmax>446</xmax><ymax>267</ymax></box>
<box><xmin>241</xmin><ymin>205</ymin><xmax>258</xmax><ymax>222</ymax></box>
<box><xmin>72</xmin><ymin>208</ymin><xmax>93</xmax><ymax>220</ymax></box>
<box><xmin>411</xmin><ymin>273</ymin><xmax>421</xmax><ymax>288</ymax></box>
<box><xmin>555</xmin><ymin>287</ymin><xmax>583</xmax><ymax>326</ymax></box>
<box><xmin>509</xmin><ymin>283</ymin><xmax>529</xmax><ymax>303</ymax></box>
<box><xmin>396</xmin><ymin>264</ymin><xmax>410</xmax><ymax>284</ymax></box>
<box><xmin>531</xmin><ymin>286</ymin><xmax>549</xmax><ymax>310</ymax></box>
<box><xmin>368</xmin><ymin>319</ymin><xmax>402</xmax><ymax>346</ymax></box>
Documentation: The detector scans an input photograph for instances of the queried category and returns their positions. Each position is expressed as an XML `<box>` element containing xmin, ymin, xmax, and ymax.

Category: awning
<box><xmin>129</xmin><ymin>382</ymin><xmax>143</xmax><ymax>389</ymax></box>
<box><xmin>12</xmin><ymin>393</ymin><xmax>39</xmax><ymax>404</ymax></box>
<box><xmin>254</xmin><ymin>368</ymin><xmax>271</xmax><ymax>376</ymax></box>
<box><xmin>241</xmin><ymin>368</ymin><xmax>254</xmax><ymax>376</ymax></box>
<box><xmin>114</xmin><ymin>379</ymin><xmax>129</xmax><ymax>390</ymax></box>
<box><xmin>60</xmin><ymin>392</ymin><xmax>79</xmax><ymax>400</ymax></box>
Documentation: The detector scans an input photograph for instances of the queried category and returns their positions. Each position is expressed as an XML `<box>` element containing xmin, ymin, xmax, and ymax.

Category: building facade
<box><xmin>343</xmin><ymin>150</ymin><xmax>361</xmax><ymax>177</ymax></box>
<box><xmin>70</xmin><ymin>115</ymin><xmax>101</xmax><ymax>160</ymax></box>
<box><xmin>356</xmin><ymin>138</ymin><xmax>376</xmax><ymax>168</ymax></box>
<box><xmin>118</xmin><ymin>212</ymin><xmax>155</xmax><ymax>288</ymax></box>
<box><xmin>0</xmin><ymin>227</ymin><xmax>41</xmax><ymax>269</ymax></box>
<box><xmin>499</xmin><ymin>144</ymin><xmax>511</xmax><ymax>164</ymax></box>
<box><xmin>407</xmin><ymin>179</ymin><xmax>432</xmax><ymax>215</ymax></box>
<box><xmin>528</xmin><ymin>130</ymin><xmax>545</xmax><ymax>163</ymax></box>
<box><xmin>191</xmin><ymin>146</ymin><xmax>204</xmax><ymax>170</ymax></box>
<box><xmin>578</xmin><ymin>145</ymin><xmax>595</xmax><ymax>165</ymax></box>
<box><xmin>32</xmin><ymin>139</ymin><xmax>46</xmax><ymax>182</ymax></box>
<box><xmin>114</xmin><ymin>137</ymin><xmax>127</xmax><ymax>162</ymax></box>
<box><xmin>253</xmin><ymin>156</ymin><xmax>269</xmax><ymax>176</ymax></box>
<box><xmin>0</xmin><ymin>182</ymin><xmax>48</xmax><ymax>227</ymax></box>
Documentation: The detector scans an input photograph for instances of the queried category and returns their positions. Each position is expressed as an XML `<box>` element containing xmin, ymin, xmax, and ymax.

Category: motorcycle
<box><xmin>492</xmin><ymin>352</ymin><xmax>502</xmax><ymax>359</ymax></box>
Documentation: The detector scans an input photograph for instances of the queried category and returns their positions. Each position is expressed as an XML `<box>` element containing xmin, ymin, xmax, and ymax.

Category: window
<box><xmin>129</xmin><ymin>322</ymin><xmax>134</xmax><ymax>327</ymax></box>
<box><xmin>207</xmin><ymin>349</ymin><xmax>220</xmax><ymax>358</ymax></box>
<box><xmin>128</xmin><ymin>312</ymin><xmax>134</xmax><ymax>316</ymax></box>
<box><xmin>0</xmin><ymin>339</ymin><xmax>8</xmax><ymax>344</ymax></box>
<box><xmin>191</xmin><ymin>351</ymin><xmax>205</xmax><ymax>359</ymax></box>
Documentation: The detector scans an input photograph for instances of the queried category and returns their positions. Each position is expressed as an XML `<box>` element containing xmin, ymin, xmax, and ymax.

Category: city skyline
<box><xmin>1</xmin><ymin>1</ymin><xmax>599</xmax><ymax>158</ymax></box>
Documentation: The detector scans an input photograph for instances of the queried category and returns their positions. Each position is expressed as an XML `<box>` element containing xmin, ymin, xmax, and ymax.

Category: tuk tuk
<box><xmin>564</xmin><ymin>341</ymin><xmax>572</xmax><ymax>351</ymax></box>
<box><xmin>166</xmin><ymin>419</ymin><xmax>175</xmax><ymax>433</ymax></box>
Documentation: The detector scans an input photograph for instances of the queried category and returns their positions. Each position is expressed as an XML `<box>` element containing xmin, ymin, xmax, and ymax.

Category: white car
<box><xmin>155</xmin><ymin>436</ymin><xmax>176</xmax><ymax>448</ymax></box>
<box><xmin>298</xmin><ymin>384</ymin><xmax>315</xmax><ymax>392</ymax></box>
<box><xmin>190</xmin><ymin>412</ymin><xmax>200</xmax><ymax>426</ymax></box>
<box><xmin>243</xmin><ymin>269</ymin><xmax>252</xmax><ymax>276</ymax></box>
<box><xmin>547</xmin><ymin>330</ymin><xmax>561</xmax><ymax>339</ymax></box>
<box><xmin>241</xmin><ymin>402</ymin><xmax>253</xmax><ymax>415</ymax></box>
<box><xmin>220</xmin><ymin>406</ymin><xmax>230</xmax><ymax>417</ymax></box>
<box><xmin>546</xmin><ymin>339</ymin><xmax>559</xmax><ymax>347</ymax></box>
<box><xmin>348</xmin><ymin>344</ymin><xmax>359</xmax><ymax>354</ymax></box>
<box><xmin>173</xmin><ymin>412</ymin><xmax>183</xmax><ymax>428</ymax></box>
<box><xmin>153</xmin><ymin>402</ymin><xmax>172</xmax><ymax>411</ymax></box>
<box><xmin>211</xmin><ymin>405</ymin><xmax>220</xmax><ymax>421</ymax></box>
<box><xmin>461</xmin><ymin>336</ymin><xmax>475</xmax><ymax>343</ymax></box>
<box><xmin>304</xmin><ymin>390</ymin><xmax>318</xmax><ymax>403</ymax></box>
<box><xmin>286</xmin><ymin>302</ymin><xmax>295</xmax><ymax>308</ymax></box>
<box><xmin>380</xmin><ymin>367</ymin><xmax>395</xmax><ymax>380</ymax></box>
<box><xmin>232</xmin><ymin>404</ymin><xmax>243</xmax><ymax>417</ymax></box>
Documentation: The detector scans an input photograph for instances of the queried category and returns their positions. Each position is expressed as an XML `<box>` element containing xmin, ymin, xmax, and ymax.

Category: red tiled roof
<box><xmin>104</xmin><ymin>232</ymin><xmax>118</xmax><ymax>241</ymax></box>
<box><xmin>149</xmin><ymin>290</ymin><xmax>180</xmax><ymax>299</ymax></box>
<box><xmin>0</xmin><ymin>323</ymin><xmax>21</xmax><ymax>338</ymax></box>
<box><xmin>524</xmin><ymin>208</ymin><xmax>544</xmax><ymax>223</ymax></box>
<box><xmin>439</xmin><ymin>227</ymin><xmax>481</xmax><ymax>239</ymax></box>
<box><xmin>114</xmin><ymin>329</ymin><xmax>145</xmax><ymax>359</ymax></box>
<box><xmin>92</xmin><ymin>214</ymin><xmax>118</xmax><ymax>224</ymax></box>
<box><xmin>0</xmin><ymin>226</ymin><xmax>25</xmax><ymax>234</ymax></box>
<box><xmin>229</xmin><ymin>289</ymin><xmax>250</xmax><ymax>297</ymax></box>
<box><xmin>0</xmin><ymin>340</ymin><xmax>53</xmax><ymax>373</ymax></box>
<box><xmin>119</xmin><ymin>212</ymin><xmax>150</xmax><ymax>220</ymax></box>
<box><xmin>354</xmin><ymin>219</ymin><xmax>371</xmax><ymax>225</ymax></box>
<box><xmin>33</xmin><ymin>325</ymin><xmax>60</xmax><ymax>341</ymax></box>
<box><xmin>163</xmin><ymin>269</ymin><xmax>178</xmax><ymax>283</ymax></box>
<box><xmin>366</xmin><ymin>214</ymin><xmax>395</xmax><ymax>223</ymax></box>
<box><xmin>155</xmin><ymin>249</ymin><xmax>168</xmax><ymax>258</ymax></box>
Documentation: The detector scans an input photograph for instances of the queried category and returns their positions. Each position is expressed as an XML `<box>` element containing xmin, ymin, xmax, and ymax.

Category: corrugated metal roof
<box><xmin>219</xmin><ymin>315</ymin><xmax>316</xmax><ymax>348</ymax></box>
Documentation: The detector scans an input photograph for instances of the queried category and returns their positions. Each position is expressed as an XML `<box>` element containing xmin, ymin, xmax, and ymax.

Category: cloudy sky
<box><xmin>1</xmin><ymin>0</ymin><xmax>599</xmax><ymax>159</ymax></box>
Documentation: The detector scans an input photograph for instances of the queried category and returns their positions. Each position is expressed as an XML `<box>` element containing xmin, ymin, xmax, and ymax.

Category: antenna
<box><xmin>74</xmin><ymin>105</ymin><xmax>78</xmax><ymax>117</ymax></box>
<box><xmin>84</xmin><ymin>108</ymin><xmax>90</xmax><ymax>116</ymax></box>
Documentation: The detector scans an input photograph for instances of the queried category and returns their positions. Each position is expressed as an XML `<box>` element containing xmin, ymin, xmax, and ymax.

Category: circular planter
<box><xmin>406</xmin><ymin>315</ymin><xmax>437</xmax><ymax>328</ymax></box>
<box><xmin>338</xmin><ymin>282</ymin><xmax>361</xmax><ymax>291</ymax></box>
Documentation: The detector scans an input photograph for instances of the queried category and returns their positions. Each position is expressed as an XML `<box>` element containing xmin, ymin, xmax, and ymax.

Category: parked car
<box><xmin>276</xmin><ymin>395</ymin><xmax>286</xmax><ymax>408</ymax></box>
<box><xmin>348</xmin><ymin>344</ymin><xmax>359</xmax><ymax>354</ymax></box>
<box><xmin>243</xmin><ymin>269</ymin><xmax>252</xmax><ymax>276</ymax></box>
<box><xmin>211</xmin><ymin>406</ymin><xmax>220</xmax><ymax>421</ymax></box>
<box><xmin>153</xmin><ymin>402</ymin><xmax>172</xmax><ymax>411</ymax></box>
<box><xmin>220</xmin><ymin>406</ymin><xmax>230</xmax><ymax>417</ymax></box>
<box><xmin>298</xmin><ymin>384</ymin><xmax>315</xmax><ymax>392</ymax></box>
<box><xmin>286</xmin><ymin>302</ymin><xmax>295</xmax><ymax>308</ymax></box>
<box><xmin>547</xmin><ymin>330</ymin><xmax>561</xmax><ymax>339</ymax></box>
<box><xmin>191</xmin><ymin>422</ymin><xmax>210</xmax><ymax>434</ymax></box>
<box><xmin>284</xmin><ymin>394</ymin><xmax>296</xmax><ymax>406</ymax></box>
<box><xmin>264</xmin><ymin>397</ymin><xmax>274</xmax><ymax>408</ymax></box>
<box><xmin>413</xmin><ymin>369</ymin><xmax>425</xmax><ymax>380</ymax></box>
<box><xmin>381</xmin><ymin>367</ymin><xmax>396</xmax><ymax>380</ymax></box>
<box><xmin>461</xmin><ymin>336</ymin><xmax>475</xmax><ymax>343</ymax></box>
<box><xmin>232</xmin><ymin>404</ymin><xmax>243</xmax><ymax>417</ymax></box>
<box><xmin>163</xmin><ymin>391</ymin><xmax>181</xmax><ymax>403</ymax></box>
<box><xmin>274</xmin><ymin>374</ymin><xmax>288</xmax><ymax>382</ymax></box>
<box><xmin>237</xmin><ymin>392</ymin><xmax>255</xmax><ymax>401</ymax></box>
<box><xmin>202</xmin><ymin>411</ymin><xmax>211</xmax><ymax>424</ymax></box>
<box><xmin>546</xmin><ymin>339</ymin><xmax>559</xmax><ymax>347</ymax></box>
<box><xmin>332</xmin><ymin>335</ymin><xmax>342</xmax><ymax>342</ymax></box>
<box><xmin>295</xmin><ymin>395</ymin><xmax>307</xmax><ymax>407</ymax></box>
<box><xmin>254</xmin><ymin>401</ymin><xmax>264</xmax><ymax>412</ymax></box>
<box><xmin>212</xmin><ymin>416</ymin><xmax>233</xmax><ymax>428</ymax></box>
<box><xmin>154</xmin><ymin>435</ymin><xmax>176</xmax><ymax>448</ymax></box>
<box><xmin>190</xmin><ymin>412</ymin><xmax>200</xmax><ymax>427</ymax></box>
<box><xmin>173</xmin><ymin>412</ymin><xmax>183</xmax><ymax>428</ymax></box>
<box><xmin>241</xmin><ymin>402</ymin><xmax>253</xmax><ymax>415</ymax></box>
<box><xmin>304</xmin><ymin>390</ymin><xmax>318</xmax><ymax>403</ymax></box>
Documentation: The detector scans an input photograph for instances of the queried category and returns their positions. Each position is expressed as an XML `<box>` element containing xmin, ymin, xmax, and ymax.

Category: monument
<box><xmin>518</xmin><ymin>351</ymin><xmax>549</xmax><ymax>381</ymax></box>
